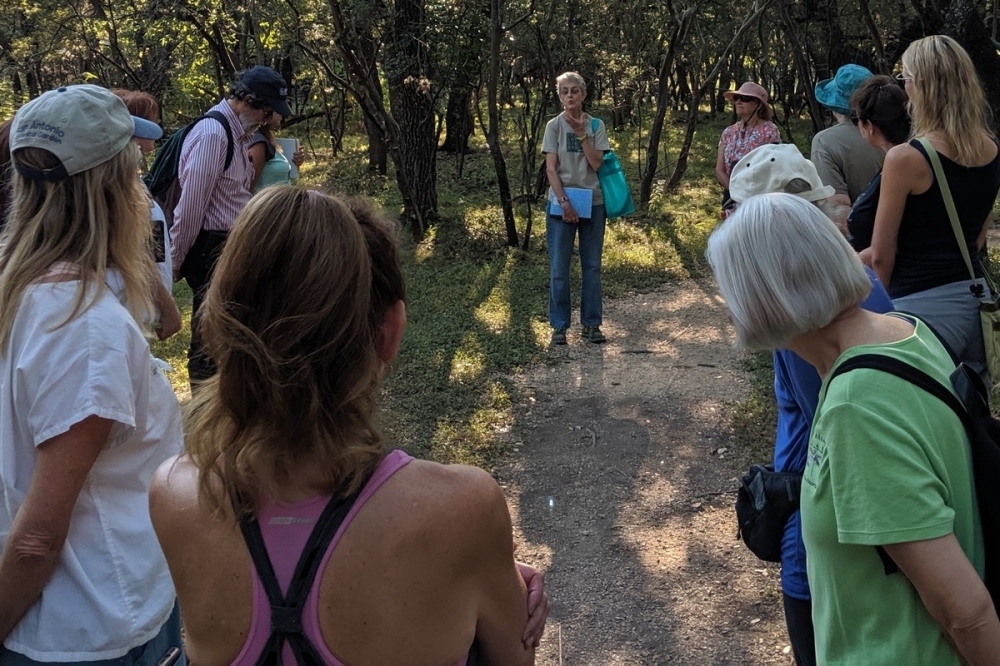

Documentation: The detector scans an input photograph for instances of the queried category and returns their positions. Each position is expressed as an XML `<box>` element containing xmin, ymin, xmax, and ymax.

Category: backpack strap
<box><xmin>237</xmin><ymin>467</ymin><xmax>376</xmax><ymax>665</ymax></box>
<box><xmin>829</xmin><ymin>353</ymin><xmax>971</xmax><ymax>576</ymax></box>
<box><xmin>199</xmin><ymin>110</ymin><xmax>235</xmax><ymax>171</ymax></box>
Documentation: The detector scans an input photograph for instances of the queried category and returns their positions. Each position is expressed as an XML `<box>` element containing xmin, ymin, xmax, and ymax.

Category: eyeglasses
<box><xmin>894</xmin><ymin>72</ymin><xmax>913</xmax><ymax>84</ymax></box>
<box><xmin>850</xmin><ymin>113</ymin><xmax>860</xmax><ymax>126</ymax></box>
<box><xmin>733</xmin><ymin>94</ymin><xmax>758</xmax><ymax>103</ymax></box>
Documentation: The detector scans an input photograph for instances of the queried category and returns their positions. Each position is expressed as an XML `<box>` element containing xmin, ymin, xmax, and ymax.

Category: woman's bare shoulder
<box><xmin>380</xmin><ymin>460</ymin><xmax>511</xmax><ymax>536</ymax></box>
<box><xmin>148</xmin><ymin>454</ymin><xmax>213</xmax><ymax>530</ymax></box>
<box><xmin>883</xmin><ymin>141</ymin><xmax>926</xmax><ymax>172</ymax></box>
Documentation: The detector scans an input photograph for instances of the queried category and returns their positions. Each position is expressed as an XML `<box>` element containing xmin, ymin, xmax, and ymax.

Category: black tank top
<box><xmin>889</xmin><ymin>139</ymin><xmax>1000</xmax><ymax>299</ymax></box>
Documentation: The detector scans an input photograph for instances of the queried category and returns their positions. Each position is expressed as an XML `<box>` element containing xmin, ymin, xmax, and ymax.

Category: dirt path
<box><xmin>497</xmin><ymin>278</ymin><xmax>793</xmax><ymax>665</ymax></box>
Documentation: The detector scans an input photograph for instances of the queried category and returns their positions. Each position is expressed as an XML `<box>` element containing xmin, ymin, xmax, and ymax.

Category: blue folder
<box><xmin>549</xmin><ymin>187</ymin><xmax>593</xmax><ymax>219</ymax></box>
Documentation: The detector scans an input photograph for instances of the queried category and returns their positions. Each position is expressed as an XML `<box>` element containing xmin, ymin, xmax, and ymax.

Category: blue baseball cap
<box><xmin>815</xmin><ymin>64</ymin><xmax>873</xmax><ymax>116</ymax></box>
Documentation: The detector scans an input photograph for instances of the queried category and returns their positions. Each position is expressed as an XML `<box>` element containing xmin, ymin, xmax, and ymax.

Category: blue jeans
<box><xmin>547</xmin><ymin>204</ymin><xmax>606</xmax><ymax>330</ymax></box>
<box><xmin>0</xmin><ymin>603</ymin><xmax>185</xmax><ymax>666</ymax></box>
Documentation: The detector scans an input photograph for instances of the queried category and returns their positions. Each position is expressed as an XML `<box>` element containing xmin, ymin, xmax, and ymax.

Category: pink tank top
<box><xmin>229</xmin><ymin>449</ymin><xmax>469</xmax><ymax>666</ymax></box>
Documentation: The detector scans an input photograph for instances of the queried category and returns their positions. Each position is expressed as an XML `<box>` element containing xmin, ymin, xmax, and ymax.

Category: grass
<box><xmin>151</xmin><ymin>108</ymin><xmax>778</xmax><ymax>468</ymax></box>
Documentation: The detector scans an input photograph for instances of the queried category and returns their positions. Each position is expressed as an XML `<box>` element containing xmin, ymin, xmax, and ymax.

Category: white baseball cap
<box><xmin>11</xmin><ymin>84</ymin><xmax>162</xmax><ymax>181</ymax></box>
<box><xmin>729</xmin><ymin>143</ymin><xmax>835</xmax><ymax>204</ymax></box>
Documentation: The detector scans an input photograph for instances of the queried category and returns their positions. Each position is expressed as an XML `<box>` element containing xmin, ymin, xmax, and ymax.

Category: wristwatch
<box><xmin>557</xmin><ymin>196</ymin><xmax>569</xmax><ymax>203</ymax></box>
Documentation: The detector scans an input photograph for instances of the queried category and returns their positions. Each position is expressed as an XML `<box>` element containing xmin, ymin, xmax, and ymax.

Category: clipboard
<box><xmin>548</xmin><ymin>187</ymin><xmax>593</xmax><ymax>219</ymax></box>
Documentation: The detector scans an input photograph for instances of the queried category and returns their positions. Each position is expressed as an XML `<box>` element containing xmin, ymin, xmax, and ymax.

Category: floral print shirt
<box><xmin>719</xmin><ymin>120</ymin><xmax>781</xmax><ymax>175</ymax></box>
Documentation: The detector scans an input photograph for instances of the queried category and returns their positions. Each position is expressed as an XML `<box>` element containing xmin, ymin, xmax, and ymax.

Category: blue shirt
<box><xmin>772</xmin><ymin>266</ymin><xmax>894</xmax><ymax>599</ymax></box>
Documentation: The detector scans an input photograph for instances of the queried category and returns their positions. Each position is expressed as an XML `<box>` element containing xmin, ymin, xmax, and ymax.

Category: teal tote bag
<box><xmin>592</xmin><ymin>118</ymin><xmax>635</xmax><ymax>219</ymax></box>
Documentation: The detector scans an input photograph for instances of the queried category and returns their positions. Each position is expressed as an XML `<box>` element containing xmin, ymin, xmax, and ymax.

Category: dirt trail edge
<box><xmin>497</xmin><ymin>278</ymin><xmax>793</xmax><ymax>665</ymax></box>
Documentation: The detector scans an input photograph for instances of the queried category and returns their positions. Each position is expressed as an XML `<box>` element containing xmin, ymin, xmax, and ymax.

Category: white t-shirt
<box><xmin>152</xmin><ymin>200</ymin><xmax>173</xmax><ymax>293</ymax></box>
<box><xmin>0</xmin><ymin>277</ymin><xmax>183</xmax><ymax>660</ymax></box>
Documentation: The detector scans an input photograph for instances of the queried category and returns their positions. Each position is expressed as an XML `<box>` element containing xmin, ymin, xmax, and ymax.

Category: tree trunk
<box><xmin>327</xmin><ymin>0</ymin><xmax>423</xmax><ymax>235</ymax></box>
<box><xmin>440</xmin><ymin>80</ymin><xmax>474</xmax><ymax>154</ymax></box>
<box><xmin>485</xmin><ymin>0</ymin><xmax>519</xmax><ymax>247</ymax></box>
<box><xmin>387</xmin><ymin>0</ymin><xmax>438</xmax><ymax>238</ymax></box>
<box><xmin>639</xmin><ymin>6</ymin><xmax>692</xmax><ymax>208</ymax></box>
<box><xmin>778</xmin><ymin>0</ymin><xmax>824</xmax><ymax>133</ymax></box>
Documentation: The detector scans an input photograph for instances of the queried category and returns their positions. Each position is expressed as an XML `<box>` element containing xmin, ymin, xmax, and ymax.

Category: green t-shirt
<box><xmin>254</xmin><ymin>150</ymin><xmax>292</xmax><ymax>193</ymax></box>
<box><xmin>801</xmin><ymin>318</ymin><xmax>983</xmax><ymax>665</ymax></box>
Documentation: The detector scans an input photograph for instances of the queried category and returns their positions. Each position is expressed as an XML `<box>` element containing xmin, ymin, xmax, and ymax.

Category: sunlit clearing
<box><xmin>449</xmin><ymin>335</ymin><xmax>486</xmax><ymax>383</ymax></box>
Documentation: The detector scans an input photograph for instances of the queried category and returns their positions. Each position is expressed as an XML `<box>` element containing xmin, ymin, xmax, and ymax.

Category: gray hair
<box><xmin>707</xmin><ymin>193</ymin><xmax>871</xmax><ymax>350</ymax></box>
<box><xmin>556</xmin><ymin>71</ymin><xmax>587</xmax><ymax>92</ymax></box>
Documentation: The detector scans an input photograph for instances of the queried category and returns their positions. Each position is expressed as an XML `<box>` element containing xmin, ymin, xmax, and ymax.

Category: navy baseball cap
<box><xmin>241</xmin><ymin>66</ymin><xmax>292</xmax><ymax>117</ymax></box>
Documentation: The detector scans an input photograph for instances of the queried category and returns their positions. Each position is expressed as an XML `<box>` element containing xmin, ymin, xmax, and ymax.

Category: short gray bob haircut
<box><xmin>556</xmin><ymin>71</ymin><xmax>587</xmax><ymax>92</ymax></box>
<box><xmin>706</xmin><ymin>193</ymin><xmax>871</xmax><ymax>350</ymax></box>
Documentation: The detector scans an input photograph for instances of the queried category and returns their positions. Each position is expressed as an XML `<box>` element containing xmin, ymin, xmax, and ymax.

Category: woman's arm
<box><xmin>546</xmin><ymin>152</ymin><xmax>578</xmax><ymax>223</ymax></box>
<box><xmin>471</xmin><ymin>479</ymin><xmax>535</xmax><ymax>665</ymax></box>
<box><xmin>152</xmin><ymin>280</ymin><xmax>181</xmax><ymax>340</ymax></box>
<box><xmin>578</xmin><ymin>134</ymin><xmax>603</xmax><ymax>172</ymax></box>
<box><xmin>867</xmin><ymin>143</ymin><xmax>926</xmax><ymax>287</ymax></box>
<box><xmin>716</xmin><ymin>142</ymin><xmax>729</xmax><ymax>189</ymax></box>
<box><xmin>884</xmin><ymin>535</ymin><xmax>1000</xmax><ymax>665</ymax></box>
<box><xmin>0</xmin><ymin>416</ymin><xmax>110</xmax><ymax>641</ymax></box>
<box><xmin>248</xmin><ymin>141</ymin><xmax>267</xmax><ymax>191</ymax></box>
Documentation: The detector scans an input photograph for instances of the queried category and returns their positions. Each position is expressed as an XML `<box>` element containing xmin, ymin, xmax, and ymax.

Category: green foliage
<box><xmin>152</xmin><ymin>108</ymin><xmax>727</xmax><ymax>465</ymax></box>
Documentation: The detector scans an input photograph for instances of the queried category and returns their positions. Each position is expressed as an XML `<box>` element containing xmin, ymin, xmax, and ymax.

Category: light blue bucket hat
<box><xmin>815</xmin><ymin>64</ymin><xmax>873</xmax><ymax>116</ymax></box>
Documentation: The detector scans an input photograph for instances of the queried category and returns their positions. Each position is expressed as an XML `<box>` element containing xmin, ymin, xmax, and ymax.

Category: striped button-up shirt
<box><xmin>170</xmin><ymin>99</ymin><xmax>254</xmax><ymax>274</ymax></box>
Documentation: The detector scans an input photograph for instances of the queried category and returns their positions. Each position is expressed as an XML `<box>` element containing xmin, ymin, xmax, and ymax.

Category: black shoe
<box><xmin>581</xmin><ymin>325</ymin><xmax>607</xmax><ymax>343</ymax></box>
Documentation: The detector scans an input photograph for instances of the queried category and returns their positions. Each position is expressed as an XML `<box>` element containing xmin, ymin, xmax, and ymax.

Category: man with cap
<box><xmin>170</xmin><ymin>65</ymin><xmax>291</xmax><ymax>387</ymax></box>
<box><xmin>810</xmin><ymin>64</ymin><xmax>884</xmax><ymax>208</ymax></box>
<box><xmin>728</xmin><ymin>142</ymin><xmax>893</xmax><ymax>666</ymax></box>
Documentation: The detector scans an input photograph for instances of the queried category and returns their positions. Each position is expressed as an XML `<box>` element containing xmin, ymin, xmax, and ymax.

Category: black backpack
<box><xmin>830</xmin><ymin>354</ymin><xmax>1000</xmax><ymax>605</ymax></box>
<box><xmin>142</xmin><ymin>110</ymin><xmax>234</xmax><ymax>226</ymax></box>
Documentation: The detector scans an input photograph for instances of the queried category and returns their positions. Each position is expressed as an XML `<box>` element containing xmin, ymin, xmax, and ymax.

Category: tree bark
<box><xmin>440</xmin><ymin>79</ymin><xmax>474</xmax><ymax>154</ymax></box>
<box><xmin>639</xmin><ymin>4</ymin><xmax>693</xmax><ymax>208</ymax></box>
<box><xmin>485</xmin><ymin>0</ymin><xmax>519</xmax><ymax>247</ymax></box>
<box><xmin>387</xmin><ymin>0</ymin><xmax>438</xmax><ymax>238</ymax></box>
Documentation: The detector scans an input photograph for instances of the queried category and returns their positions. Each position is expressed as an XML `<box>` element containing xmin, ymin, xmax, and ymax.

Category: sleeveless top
<box><xmin>889</xmin><ymin>139</ymin><xmax>1000</xmax><ymax>299</ymax></box>
<box><xmin>230</xmin><ymin>449</ymin><xmax>469</xmax><ymax>666</ymax></box>
<box><xmin>254</xmin><ymin>151</ymin><xmax>292</xmax><ymax>192</ymax></box>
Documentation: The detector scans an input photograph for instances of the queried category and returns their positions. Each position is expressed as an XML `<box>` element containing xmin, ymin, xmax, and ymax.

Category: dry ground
<box><xmin>497</xmin><ymin>278</ymin><xmax>795</xmax><ymax>665</ymax></box>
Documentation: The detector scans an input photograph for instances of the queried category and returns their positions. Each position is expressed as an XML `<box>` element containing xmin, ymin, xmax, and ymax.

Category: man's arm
<box><xmin>0</xmin><ymin>416</ymin><xmax>110</xmax><ymax>641</ymax></box>
<box><xmin>170</xmin><ymin>129</ymin><xmax>228</xmax><ymax>278</ymax></box>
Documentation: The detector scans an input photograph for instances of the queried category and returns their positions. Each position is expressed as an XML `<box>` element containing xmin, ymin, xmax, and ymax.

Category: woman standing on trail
<box><xmin>0</xmin><ymin>85</ymin><xmax>183</xmax><ymax>663</ymax></box>
<box><xmin>715</xmin><ymin>81</ymin><xmax>780</xmax><ymax>216</ymax></box>
<box><xmin>708</xmin><ymin>193</ymin><xmax>999</xmax><ymax>665</ymax></box>
<box><xmin>149</xmin><ymin>188</ymin><xmax>548</xmax><ymax>664</ymax></box>
<box><xmin>862</xmin><ymin>35</ymin><xmax>1000</xmax><ymax>380</ymax></box>
<box><xmin>543</xmin><ymin>71</ymin><xmax>612</xmax><ymax>346</ymax></box>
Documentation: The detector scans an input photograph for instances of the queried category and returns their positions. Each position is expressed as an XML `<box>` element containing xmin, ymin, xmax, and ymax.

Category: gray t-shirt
<box><xmin>810</xmin><ymin>122</ymin><xmax>884</xmax><ymax>202</ymax></box>
<box><xmin>542</xmin><ymin>114</ymin><xmax>611</xmax><ymax>205</ymax></box>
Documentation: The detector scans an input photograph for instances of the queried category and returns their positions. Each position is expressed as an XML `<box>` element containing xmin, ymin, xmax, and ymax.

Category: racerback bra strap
<box><xmin>236</xmin><ymin>466</ymin><xmax>376</xmax><ymax>666</ymax></box>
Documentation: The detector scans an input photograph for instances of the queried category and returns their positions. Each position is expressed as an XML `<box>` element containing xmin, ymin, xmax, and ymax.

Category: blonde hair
<box><xmin>902</xmin><ymin>35</ymin><xmax>995</xmax><ymax>166</ymax></box>
<box><xmin>0</xmin><ymin>143</ymin><xmax>155</xmax><ymax>349</ymax></box>
<box><xmin>184</xmin><ymin>187</ymin><xmax>393</xmax><ymax>517</ymax></box>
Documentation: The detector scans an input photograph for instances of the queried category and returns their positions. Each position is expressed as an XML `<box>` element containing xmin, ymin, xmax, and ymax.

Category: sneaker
<box><xmin>551</xmin><ymin>328</ymin><xmax>568</xmax><ymax>345</ymax></box>
<box><xmin>582</xmin><ymin>325</ymin><xmax>607</xmax><ymax>343</ymax></box>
